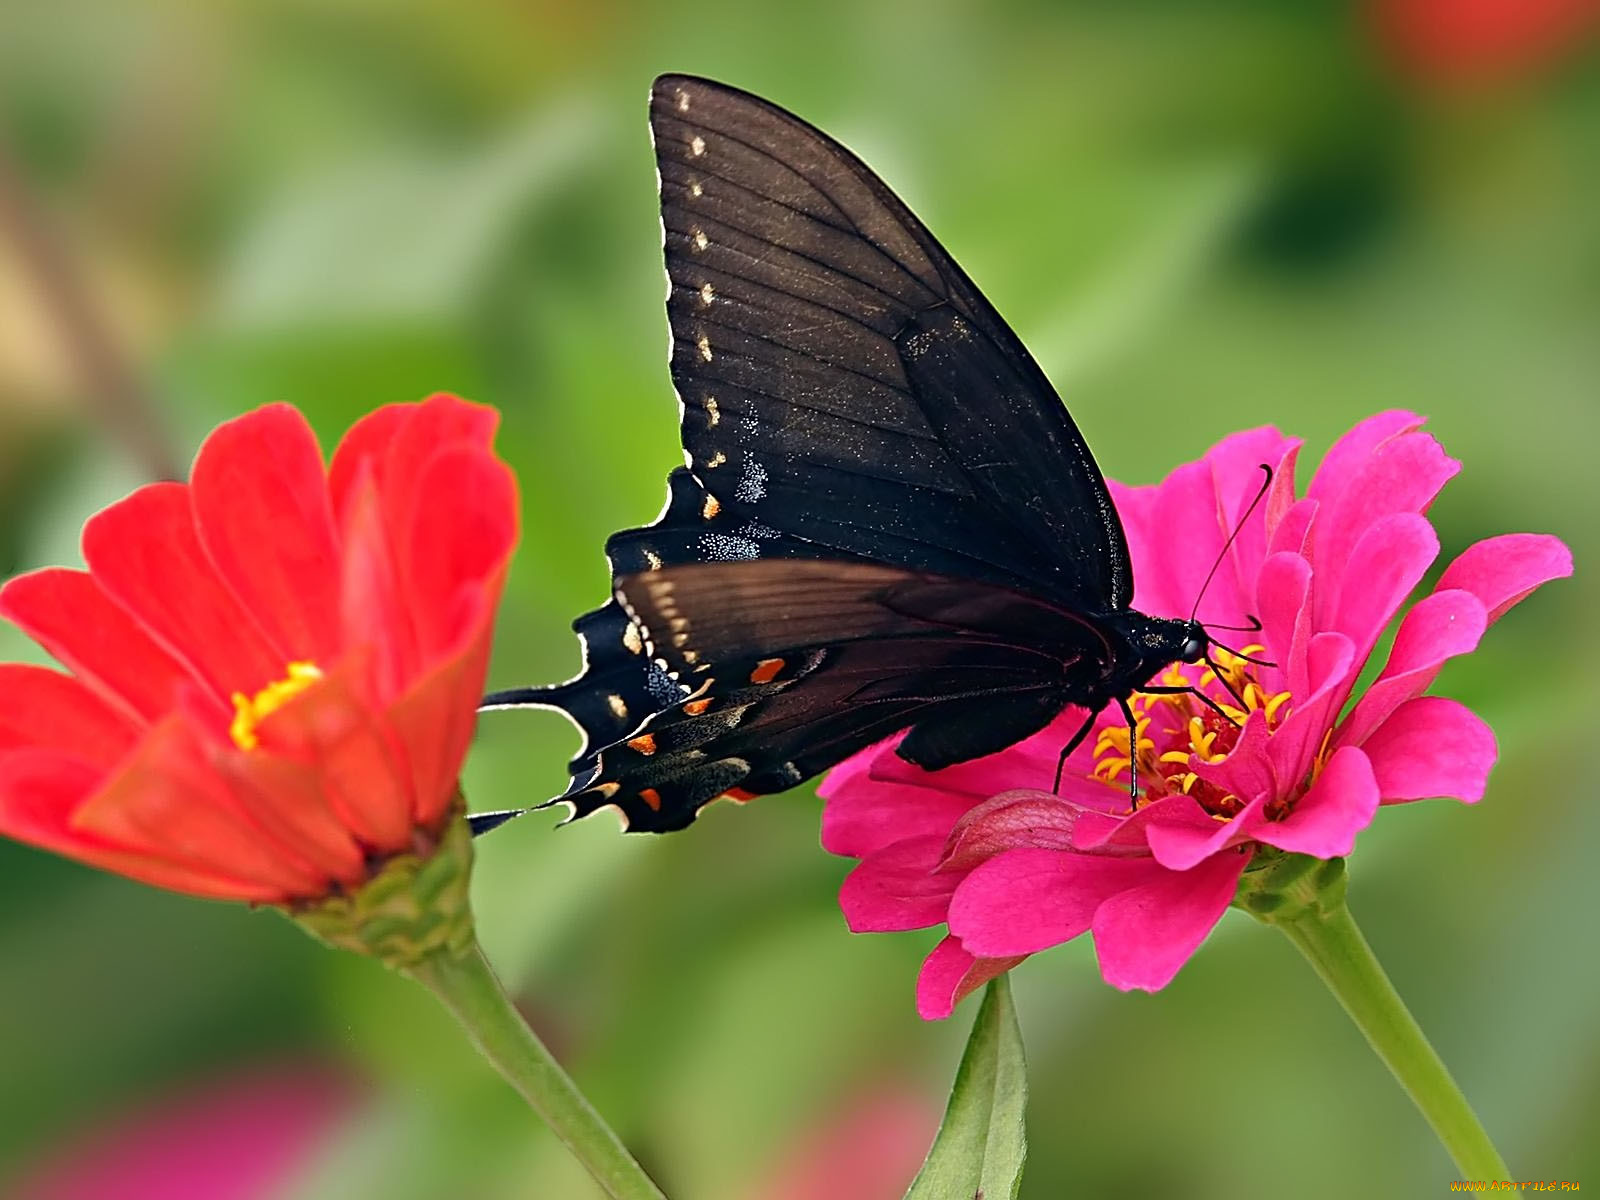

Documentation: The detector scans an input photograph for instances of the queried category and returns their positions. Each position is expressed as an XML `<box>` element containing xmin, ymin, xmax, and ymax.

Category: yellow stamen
<box><xmin>230</xmin><ymin>661</ymin><xmax>323</xmax><ymax>751</ymax></box>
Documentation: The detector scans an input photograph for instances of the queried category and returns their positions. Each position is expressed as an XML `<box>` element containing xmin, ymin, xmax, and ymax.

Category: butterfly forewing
<box><xmin>652</xmin><ymin>74</ymin><xmax>1131</xmax><ymax>608</ymax></box>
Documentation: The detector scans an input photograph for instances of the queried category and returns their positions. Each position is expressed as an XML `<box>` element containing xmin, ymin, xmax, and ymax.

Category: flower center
<box><xmin>229</xmin><ymin>661</ymin><xmax>323</xmax><ymax>751</ymax></box>
<box><xmin>1091</xmin><ymin>645</ymin><xmax>1292</xmax><ymax>820</ymax></box>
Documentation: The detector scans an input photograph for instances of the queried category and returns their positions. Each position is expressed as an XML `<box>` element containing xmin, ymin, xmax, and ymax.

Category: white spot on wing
<box><xmin>699</xmin><ymin>282</ymin><xmax>715</xmax><ymax>307</ymax></box>
<box><xmin>690</xmin><ymin>135</ymin><xmax>706</xmax><ymax>157</ymax></box>
<box><xmin>691</xmin><ymin>228</ymin><xmax>709</xmax><ymax>252</ymax></box>
<box><xmin>696</xmin><ymin>335</ymin><xmax>713</xmax><ymax>362</ymax></box>
<box><xmin>675</xmin><ymin>89</ymin><xmax>690</xmax><ymax>112</ymax></box>
<box><xmin>690</xmin><ymin>180</ymin><xmax>703</xmax><ymax>198</ymax></box>
<box><xmin>734</xmin><ymin>458</ymin><xmax>768</xmax><ymax>503</ymax></box>
<box><xmin>699</xmin><ymin>533</ymin><xmax>760</xmax><ymax>561</ymax></box>
<box><xmin>705</xmin><ymin>396</ymin><xmax>720</xmax><ymax>426</ymax></box>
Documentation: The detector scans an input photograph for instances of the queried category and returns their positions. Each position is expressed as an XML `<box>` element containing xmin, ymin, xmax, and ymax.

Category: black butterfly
<box><xmin>472</xmin><ymin>74</ymin><xmax>1213</xmax><ymax>835</ymax></box>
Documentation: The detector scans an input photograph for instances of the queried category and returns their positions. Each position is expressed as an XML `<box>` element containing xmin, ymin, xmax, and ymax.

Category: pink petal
<box><xmin>1305</xmin><ymin>410</ymin><xmax>1423</xmax><ymax>503</ymax></box>
<box><xmin>1263</xmin><ymin>444</ymin><xmax>1303</xmax><ymax>544</ymax></box>
<box><xmin>839</xmin><ymin>836</ymin><xmax>957</xmax><ymax>932</ymax></box>
<box><xmin>1329</xmin><ymin>512</ymin><xmax>1439</xmax><ymax>655</ymax></box>
<box><xmin>1256</xmin><ymin>551</ymin><xmax>1312</xmax><ymax>697</ymax></box>
<box><xmin>1253</xmin><ymin>745</ymin><xmax>1379</xmax><ymax>857</ymax></box>
<box><xmin>1188</xmin><ymin>709</ymin><xmax>1277</xmax><ymax>813</ymax></box>
<box><xmin>1268</xmin><ymin>496</ymin><xmax>1317</xmax><ymax>560</ymax></box>
<box><xmin>820</xmin><ymin>773</ymin><xmax>976</xmax><ymax>859</ymax></box>
<box><xmin>1312</xmin><ymin>433</ymin><xmax>1456</xmax><ymax>611</ymax></box>
<box><xmin>1336</xmin><ymin>588</ymin><xmax>1487</xmax><ymax>748</ymax></box>
<box><xmin>1208</xmin><ymin>427</ymin><xmax>1300</xmax><ymax>595</ymax></box>
<box><xmin>1361</xmin><ymin>696</ymin><xmax>1497</xmax><ymax>804</ymax></box>
<box><xmin>189</xmin><ymin>405</ymin><xmax>344</xmax><ymax>665</ymax></box>
<box><xmin>1435</xmin><ymin>532</ymin><xmax>1573</xmax><ymax>624</ymax></box>
<box><xmin>948</xmin><ymin>848</ymin><xmax>1157</xmax><ymax>956</ymax></box>
<box><xmin>1267</xmin><ymin>631</ymin><xmax>1355</xmax><ymax>789</ymax></box>
<box><xmin>1091</xmin><ymin>848</ymin><xmax>1249</xmax><ymax>992</ymax></box>
<box><xmin>1112</xmin><ymin>462</ymin><xmax>1224</xmax><ymax>620</ymax></box>
<box><xmin>1071</xmin><ymin>792</ymin><xmax>1216</xmax><ymax>858</ymax></box>
<box><xmin>915</xmin><ymin>937</ymin><xmax>1026</xmax><ymax>1022</ymax></box>
<box><xmin>938</xmin><ymin>788</ymin><xmax>1084</xmax><ymax>871</ymax></box>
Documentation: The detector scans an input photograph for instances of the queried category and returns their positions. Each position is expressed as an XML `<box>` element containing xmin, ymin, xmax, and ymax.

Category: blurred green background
<box><xmin>1</xmin><ymin>2</ymin><xmax>1595</xmax><ymax>1197</ymax></box>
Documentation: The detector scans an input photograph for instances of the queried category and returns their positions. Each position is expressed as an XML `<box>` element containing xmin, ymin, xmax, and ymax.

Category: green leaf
<box><xmin>904</xmin><ymin>976</ymin><xmax>1028</xmax><ymax>1200</ymax></box>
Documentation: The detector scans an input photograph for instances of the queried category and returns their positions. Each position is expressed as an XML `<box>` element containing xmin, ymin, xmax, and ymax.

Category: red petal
<box><xmin>82</xmin><ymin>483</ymin><xmax>285</xmax><ymax>701</ymax></box>
<box><xmin>385</xmin><ymin>606</ymin><xmax>493</xmax><ymax>826</ymax></box>
<box><xmin>0</xmin><ymin>664</ymin><xmax>140</xmax><ymax>766</ymax></box>
<box><xmin>327</xmin><ymin>394</ymin><xmax>499</xmax><ymax>535</ymax></box>
<box><xmin>72</xmin><ymin>720</ymin><xmax>326</xmax><ymax>900</ymax></box>
<box><xmin>394</xmin><ymin>445</ymin><xmax>518</xmax><ymax>659</ymax></box>
<box><xmin>251</xmin><ymin>645</ymin><xmax>415</xmax><ymax>852</ymax></box>
<box><xmin>190</xmin><ymin>405</ymin><xmax>343</xmax><ymax>663</ymax></box>
<box><xmin>0</xmin><ymin>568</ymin><xmax>225</xmax><ymax>726</ymax></box>
<box><xmin>0</xmin><ymin>749</ymin><xmax>278</xmax><ymax>901</ymax></box>
<box><xmin>338</xmin><ymin>465</ymin><xmax>420</xmax><ymax>701</ymax></box>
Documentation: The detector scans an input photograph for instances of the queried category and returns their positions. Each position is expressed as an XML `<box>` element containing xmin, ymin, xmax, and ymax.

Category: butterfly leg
<box><xmin>1051</xmin><ymin>708</ymin><xmax>1101</xmax><ymax>793</ymax></box>
<box><xmin>1116</xmin><ymin>696</ymin><xmax>1142</xmax><ymax>803</ymax></box>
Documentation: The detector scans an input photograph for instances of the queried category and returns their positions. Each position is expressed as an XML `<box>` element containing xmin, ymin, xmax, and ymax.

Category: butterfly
<box><xmin>471</xmin><ymin>74</ymin><xmax>1216</xmax><ymax>835</ymax></box>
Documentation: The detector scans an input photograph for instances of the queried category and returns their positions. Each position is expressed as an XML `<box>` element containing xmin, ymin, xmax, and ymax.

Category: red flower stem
<box><xmin>1275</xmin><ymin>903</ymin><xmax>1510</xmax><ymax>1180</ymax></box>
<box><xmin>408</xmin><ymin>941</ymin><xmax>668</xmax><ymax>1200</ymax></box>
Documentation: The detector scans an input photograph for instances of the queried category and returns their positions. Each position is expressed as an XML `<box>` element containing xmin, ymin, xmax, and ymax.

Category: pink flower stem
<box><xmin>408</xmin><ymin>941</ymin><xmax>668</xmax><ymax>1200</ymax></box>
<box><xmin>1274</xmin><ymin>902</ymin><xmax>1509</xmax><ymax>1179</ymax></box>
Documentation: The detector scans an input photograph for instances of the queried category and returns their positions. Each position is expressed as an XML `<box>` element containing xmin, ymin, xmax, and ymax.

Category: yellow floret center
<box><xmin>1091</xmin><ymin>645</ymin><xmax>1293</xmax><ymax>819</ymax></box>
<box><xmin>230</xmin><ymin>661</ymin><xmax>323</xmax><ymax>751</ymax></box>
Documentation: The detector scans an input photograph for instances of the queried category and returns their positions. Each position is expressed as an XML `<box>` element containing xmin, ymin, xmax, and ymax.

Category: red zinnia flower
<box><xmin>0</xmin><ymin>396</ymin><xmax>518</xmax><ymax>903</ymax></box>
<box><xmin>1373</xmin><ymin>0</ymin><xmax>1600</xmax><ymax>87</ymax></box>
<box><xmin>822</xmin><ymin>412</ymin><xmax>1571</xmax><ymax>1019</ymax></box>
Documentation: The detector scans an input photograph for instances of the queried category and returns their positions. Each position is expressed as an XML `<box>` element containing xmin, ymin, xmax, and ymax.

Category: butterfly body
<box><xmin>474</xmin><ymin>75</ymin><xmax>1210</xmax><ymax>835</ymax></box>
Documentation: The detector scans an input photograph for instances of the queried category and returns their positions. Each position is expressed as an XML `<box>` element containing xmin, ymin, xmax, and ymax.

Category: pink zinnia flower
<box><xmin>821</xmin><ymin>411</ymin><xmax>1571</xmax><ymax>1020</ymax></box>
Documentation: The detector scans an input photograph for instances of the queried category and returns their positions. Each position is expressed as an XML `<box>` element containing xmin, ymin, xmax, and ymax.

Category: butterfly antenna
<box><xmin>1188</xmin><ymin>464</ymin><xmax>1274</xmax><ymax>624</ymax></box>
<box><xmin>1207</xmin><ymin>636</ymin><xmax>1276</xmax><ymax>668</ymax></box>
<box><xmin>1203</xmin><ymin>614</ymin><xmax>1263</xmax><ymax>634</ymax></box>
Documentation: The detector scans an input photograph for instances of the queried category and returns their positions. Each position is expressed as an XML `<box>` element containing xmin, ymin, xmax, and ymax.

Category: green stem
<box><xmin>408</xmin><ymin>941</ymin><xmax>668</xmax><ymax>1200</ymax></box>
<box><xmin>1276</xmin><ymin>902</ymin><xmax>1509</xmax><ymax>1180</ymax></box>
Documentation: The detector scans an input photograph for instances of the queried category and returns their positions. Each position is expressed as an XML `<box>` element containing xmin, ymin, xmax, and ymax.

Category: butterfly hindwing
<box><xmin>558</xmin><ymin>559</ymin><xmax>1095</xmax><ymax>831</ymax></box>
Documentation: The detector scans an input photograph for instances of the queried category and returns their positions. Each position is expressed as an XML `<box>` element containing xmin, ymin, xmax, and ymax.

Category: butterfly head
<box><xmin>1178</xmin><ymin>621</ymin><xmax>1209</xmax><ymax>665</ymax></box>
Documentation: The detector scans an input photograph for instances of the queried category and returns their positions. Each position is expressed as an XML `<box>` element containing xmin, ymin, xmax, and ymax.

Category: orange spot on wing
<box><xmin>638</xmin><ymin>787</ymin><xmax>662</xmax><ymax>811</ymax></box>
<box><xmin>628</xmin><ymin>733</ymin><xmax>657</xmax><ymax>755</ymax></box>
<box><xmin>748</xmin><ymin>658</ymin><xmax>785</xmax><ymax>684</ymax></box>
<box><xmin>723</xmin><ymin>787</ymin><xmax>759</xmax><ymax>803</ymax></box>
<box><xmin>684</xmin><ymin>698</ymin><xmax>712</xmax><ymax>716</ymax></box>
